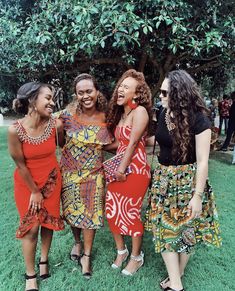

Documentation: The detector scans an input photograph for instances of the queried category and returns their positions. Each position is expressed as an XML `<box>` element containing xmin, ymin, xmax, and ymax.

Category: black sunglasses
<box><xmin>159</xmin><ymin>89</ymin><xmax>168</xmax><ymax>97</ymax></box>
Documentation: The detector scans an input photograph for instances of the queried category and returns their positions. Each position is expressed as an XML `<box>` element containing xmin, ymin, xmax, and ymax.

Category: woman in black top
<box><xmin>145</xmin><ymin>70</ymin><xmax>221</xmax><ymax>291</ymax></box>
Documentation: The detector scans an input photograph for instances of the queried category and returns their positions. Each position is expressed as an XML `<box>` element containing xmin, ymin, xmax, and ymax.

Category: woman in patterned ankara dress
<box><xmin>57</xmin><ymin>74</ymin><xmax>112</xmax><ymax>279</ymax></box>
<box><xmin>105</xmin><ymin>69</ymin><xmax>152</xmax><ymax>276</ymax></box>
<box><xmin>8</xmin><ymin>82</ymin><xmax>64</xmax><ymax>291</ymax></box>
<box><xmin>145</xmin><ymin>70</ymin><xmax>222</xmax><ymax>291</ymax></box>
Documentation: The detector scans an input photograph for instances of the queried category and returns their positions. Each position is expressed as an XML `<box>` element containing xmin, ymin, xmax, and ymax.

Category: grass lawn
<box><xmin>0</xmin><ymin>126</ymin><xmax>234</xmax><ymax>291</ymax></box>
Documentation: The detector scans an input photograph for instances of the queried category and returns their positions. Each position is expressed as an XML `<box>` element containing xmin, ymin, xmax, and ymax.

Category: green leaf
<box><xmin>156</xmin><ymin>21</ymin><xmax>161</xmax><ymax>29</ymax></box>
<box><xmin>165</xmin><ymin>18</ymin><xmax>173</xmax><ymax>25</ymax></box>
<box><xmin>90</xmin><ymin>7</ymin><xmax>99</xmax><ymax>14</ymax></box>
<box><xmin>60</xmin><ymin>49</ymin><xmax>65</xmax><ymax>56</ymax></box>
<box><xmin>100</xmin><ymin>40</ymin><xmax>105</xmax><ymax>48</ymax></box>
<box><xmin>172</xmin><ymin>24</ymin><xmax>177</xmax><ymax>34</ymax></box>
<box><xmin>143</xmin><ymin>26</ymin><xmax>148</xmax><ymax>34</ymax></box>
<box><xmin>134</xmin><ymin>31</ymin><xmax>139</xmax><ymax>38</ymax></box>
<box><xmin>87</xmin><ymin>34</ymin><xmax>93</xmax><ymax>41</ymax></box>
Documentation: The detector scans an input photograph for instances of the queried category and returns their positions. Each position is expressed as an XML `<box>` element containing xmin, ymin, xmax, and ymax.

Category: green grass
<box><xmin>0</xmin><ymin>126</ymin><xmax>234</xmax><ymax>291</ymax></box>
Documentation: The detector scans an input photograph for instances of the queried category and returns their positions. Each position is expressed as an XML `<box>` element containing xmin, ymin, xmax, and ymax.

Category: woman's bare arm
<box><xmin>8</xmin><ymin>125</ymin><xmax>43</xmax><ymax>213</ymax></box>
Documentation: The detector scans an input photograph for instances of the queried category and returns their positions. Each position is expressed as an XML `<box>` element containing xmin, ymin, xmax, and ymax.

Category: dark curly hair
<box><xmin>12</xmin><ymin>82</ymin><xmax>54</xmax><ymax>115</ymax></box>
<box><xmin>166</xmin><ymin>70</ymin><xmax>210</xmax><ymax>163</ymax></box>
<box><xmin>67</xmin><ymin>73</ymin><xmax>107</xmax><ymax>114</ymax></box>
<box><xmin>107</xmin><ymin>69</ymin><xmax>152</xmax><ymax>133</ymax></box>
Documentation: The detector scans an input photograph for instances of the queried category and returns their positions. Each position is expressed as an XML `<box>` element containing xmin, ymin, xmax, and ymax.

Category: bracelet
<box><xmin>194</xmin><ymin>191</ymin><xmax>203</xmax><ymax>198</ymax></box>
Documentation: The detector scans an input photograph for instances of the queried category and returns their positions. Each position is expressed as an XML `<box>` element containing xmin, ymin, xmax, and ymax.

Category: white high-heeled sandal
<box><xmin>121</xmin><ymin>251</ymin><xmax>144</xmax><ymax>276</ymax></box>
<box><xmin>111</xmin><ymin>245</ymin><xmax>129</xmax><ymax>269</ymax></box>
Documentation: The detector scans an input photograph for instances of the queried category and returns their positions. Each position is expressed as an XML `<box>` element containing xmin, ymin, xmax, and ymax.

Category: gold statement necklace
<box><xmin>165</xmin><ymin>110</ymin><xmax>175</xmax><ymax>131</ymax></box>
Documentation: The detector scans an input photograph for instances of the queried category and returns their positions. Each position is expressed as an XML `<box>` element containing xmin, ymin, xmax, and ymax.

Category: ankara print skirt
<box><xmin>145</xmin><ymin>163</ymin><xmax>222</xmax><ymax>253</ymax></box>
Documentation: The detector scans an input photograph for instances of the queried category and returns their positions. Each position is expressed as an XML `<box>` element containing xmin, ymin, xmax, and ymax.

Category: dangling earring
<box><xmin>127</xmin><ymin>98</ymin><xmax>138</xmax><ymax>109</ymax></box>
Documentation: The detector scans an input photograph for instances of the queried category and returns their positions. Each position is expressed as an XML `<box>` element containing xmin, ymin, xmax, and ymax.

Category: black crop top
<box><xmin>155</xmin><ymin>109</ymin><xmax>211</xmax><ymax>166</ymax></box>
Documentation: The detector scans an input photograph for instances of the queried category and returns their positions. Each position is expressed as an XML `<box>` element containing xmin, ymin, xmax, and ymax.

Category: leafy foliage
<box><xmin>0</xmin><ymin>0</ymin><xmax>234</xmax><ymax>107</ymax></box>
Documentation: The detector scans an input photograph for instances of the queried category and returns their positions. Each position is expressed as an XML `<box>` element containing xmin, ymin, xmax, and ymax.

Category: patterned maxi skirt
<box><xmin>145</xmin><ymin>163</ymin><xmax>222</xmax><ymax>253</ymax></box>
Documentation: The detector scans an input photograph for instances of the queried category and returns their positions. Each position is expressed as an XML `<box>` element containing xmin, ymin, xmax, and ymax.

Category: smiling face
<box><xmin>34</xmin><ymin>86</ymin><xmax>55</xmax><ymax>117</ymax></box>
<box><xmin>75</xmin><ymin>79</ymin><xmax>99</xmax><ymax>110</ymax></box>
<box><xmin>117</xmin><ymin>77</ymin><xmax>139</xmax><ymax>106</ymax></box>
<box><xmin>159</xmin><ymin>78</ymin><xmax>169</xmax><ymax>109</ymax></box>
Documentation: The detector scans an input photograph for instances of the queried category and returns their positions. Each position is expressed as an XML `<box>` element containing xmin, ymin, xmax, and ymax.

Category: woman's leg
<box><xmin>70</xmin><ymin>227</ymin><xmax>82</xmax><ymax>259</ymax></box>
<box><xmin>122</xmin><ymin>236</ymin><xmax>143</xmax><ymax>273</ymax></box>
<box><xmin>161</xmin><ymin>252</ymin><xmax>183</xmax><ymax>290</ymax></box>
<box><xmin>111</xmin><ymin>233</ymin><xmax>128</xmax><ymax>267</ymax></box>
<box><xmin>232</xmin><ymin>146</ymin><xmax>235</xmax><ymax>164</ymax></box>
<box><xmin>80</xmin><ymin>229</ymin><xmax>96</xmax><ymax>273</ymax></box>
<box><xmin>21</xmin><ymin>224</ymin><xmax>39</xmax><ymax>290</ymax></box>
<box><xmin>179</xmin><ymin>253</ymin><xmax>190</xmax><ymax>276</ymax></box>
<box><xmin>39</xmin><ymin>226</ymin><xmax>53</xmax><ymax>276</ymax></box>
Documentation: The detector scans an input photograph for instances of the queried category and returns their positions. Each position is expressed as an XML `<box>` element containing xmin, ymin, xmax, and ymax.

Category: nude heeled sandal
<box><xmin>121</xmin><ymin>251</ymin><xmax>144</xmax><ymax>276</ymax></box>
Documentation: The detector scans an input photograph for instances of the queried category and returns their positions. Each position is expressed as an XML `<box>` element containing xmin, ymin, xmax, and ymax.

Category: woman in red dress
<box><xmin>105</xmin><ymin>69</ymin><xmax>152</xmax><ymax>275</ymax></box>
<box><xmin>8</xmin><ymin>82</ymin><xmax>64</xmax><ymax>291</ymax></box>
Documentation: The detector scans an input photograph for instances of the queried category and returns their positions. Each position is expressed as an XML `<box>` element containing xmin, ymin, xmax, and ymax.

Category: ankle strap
<box><xmin>130</xmin><ymin>251</ymin><xmax>144</xmax><ymax>261</ymax></box>
<box><xmin>25</xmin><ymin>273</ymin><xmax>37</xmax><ymax>280</ymax></box>
<box><xmin>39</xmin><ymin>260</ymin><xmax>48</xmax><ymax>265</ymax></box>
<box><xmin>75</xmin><ymin>240</ymin><xmax>82</xmax><ymax>244</ymax></box>
<box><xmin>117</xmin><ymin>245</ymin><xmax>128</xmax><ymax>255</ymax></box>
<box><xmin>83</xmin><ymin>253</ymin><xmax>91</xmax><ymax>257</ymax></box>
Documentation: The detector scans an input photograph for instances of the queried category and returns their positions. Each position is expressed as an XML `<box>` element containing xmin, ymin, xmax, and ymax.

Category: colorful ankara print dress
<box><xmin>58</xmin><ymin>110</ymin><xmax>112</xmax><ymax>229</ymax></box>
<box><xmin>106</xmin><ymin>126</ymin><xmax>151</xmax><ymax>237</ymax></box>
<box><xmin>145</xmin><ymin>110</ymin><xmax>222</xmax><ymax>253</ymax></box>
<box><xmin>13</xmin><ymin>118</ymin><xmax>64</xmax><ymax>238</ymax></box>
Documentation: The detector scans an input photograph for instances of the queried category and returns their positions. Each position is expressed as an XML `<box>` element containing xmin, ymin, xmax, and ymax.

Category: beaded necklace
<box><xmin>14</xmin><ymin>118</ymin><xmax>55</xmax><ymax>145</ymax></box>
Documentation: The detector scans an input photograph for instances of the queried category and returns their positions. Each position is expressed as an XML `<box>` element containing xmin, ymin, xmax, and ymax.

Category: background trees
<box><xmin>0</xmin><ymin>0</ymin><xmax>234</xmax><ymax>109</ymax></box>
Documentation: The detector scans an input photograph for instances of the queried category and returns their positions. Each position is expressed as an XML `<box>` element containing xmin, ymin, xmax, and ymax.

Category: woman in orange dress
<box><xmin>8</xmin><ymin>82</ymin><xmax>64</xmax><ymax>291</ymax></box>
<box><xmin>105</xmin><ymin>69</ymin><xmax>152</xmax><ymax>275</ymax></box>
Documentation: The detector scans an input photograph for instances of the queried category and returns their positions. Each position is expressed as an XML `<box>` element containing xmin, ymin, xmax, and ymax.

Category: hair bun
<box><xmin>17</xmin><ymin>82</ymin><xmax>41</xmax><ymax>99</ymax></box>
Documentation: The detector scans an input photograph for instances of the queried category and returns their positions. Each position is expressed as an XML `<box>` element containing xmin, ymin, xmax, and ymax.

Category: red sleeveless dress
<box><xmin>13</xmin><ymin>118</ymin><xmax>64</xmax><ymax>238</ymax></box>
<box><xmin>105</xmin><ymin>126</ymin><xmax>151</xmax><ymax>237</ymax></box>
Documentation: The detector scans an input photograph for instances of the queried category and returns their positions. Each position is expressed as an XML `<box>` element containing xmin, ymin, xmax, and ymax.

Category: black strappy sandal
<box><xmin>25</xmin><ymin>273</ymin><xmax>38</xmax><ymax>291</ymax></box>
<box><xmin>38</xmin><ymin>260</ymin><xmax>51</xmax><ymax>280</ymax></box>
<box><xmin>160</xmin><ymin>277</ymin><xmax>170</xmax><ymax>289</ymax></box>
<box><xmin>160</xmin><ymin>275</ymin><xmax>184</xmax><ymax>289</ymax></box>
<box><xmin>79</xmin><ymin>253</ymin><xmax>92</xmax><ymax>280</ymax></box>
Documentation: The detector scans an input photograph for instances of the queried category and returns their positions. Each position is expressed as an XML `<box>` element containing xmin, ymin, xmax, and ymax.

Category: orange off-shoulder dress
<box><xmin>13</xmin><ymin>118</ymin><xmax>64</xmax><ymax>238</ymax></box>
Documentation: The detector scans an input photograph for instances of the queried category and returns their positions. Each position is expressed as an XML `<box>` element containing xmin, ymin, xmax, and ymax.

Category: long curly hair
<box><xmin>66</xmin><ymin>73</ymin><xmax>107</xmax><ymax>115</ymax></box>
<box><xmin>107</xmin><ymin>69</ymin><xmax>152</xmax><ymax>133</ymax></box>
<box><xmin>166</xmin><ymin>70</ymin><xmax>210</xmax><ymax>163</ymax></box>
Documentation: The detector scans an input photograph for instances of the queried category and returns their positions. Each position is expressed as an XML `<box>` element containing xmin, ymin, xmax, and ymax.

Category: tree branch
<box><xmin>187</xmin><ymin>60</ymin><xmax>222</xmax><ymax>74</ymax></box>
<box><xmin>138</xmin><ymin>51</ymin><xmax>148</xmax><ymax>72</ymax></box>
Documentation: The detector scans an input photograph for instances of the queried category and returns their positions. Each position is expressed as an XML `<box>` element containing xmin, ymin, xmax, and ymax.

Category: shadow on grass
<box><xmin>210</xmin><ymin>150</ymin><xmax>233</xmax><ymax>165</ymax></box>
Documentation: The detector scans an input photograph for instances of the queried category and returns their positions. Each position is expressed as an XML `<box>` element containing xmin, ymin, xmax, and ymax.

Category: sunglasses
<box><xmin>159</xmin><ymin>89</ymin><xmax>168</xmax><ymax>97</ymax></box>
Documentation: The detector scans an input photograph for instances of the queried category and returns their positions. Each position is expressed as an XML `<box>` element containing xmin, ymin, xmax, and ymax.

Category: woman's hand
<box><xmin>29</xmin><ymin>191</ymin><xmax>44</xmax><ymax>215</ymax></box>
<box><xmin>115</xmin><ymin>171</ymin><xmax>127</xmax><ymax>182</ymax></box>
<box><xmin>187</xmin><ymin>195</ymin><xmax>202</xmax><ymax>220</ymax></box>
